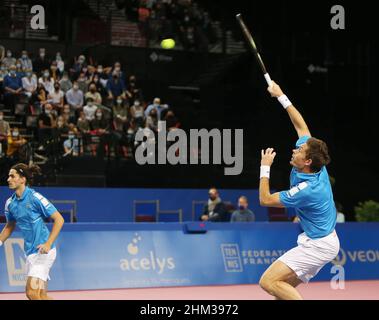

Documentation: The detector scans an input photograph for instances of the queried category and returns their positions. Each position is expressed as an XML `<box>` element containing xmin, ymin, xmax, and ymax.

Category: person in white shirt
<box><xmin>38</xmin><ymin>69</ymin><xmax>54</xmax><ymax>94</ymax></box>
<box><xmin>22</xmin><ymin>70</ymin><xmax>37</xmax><ymax>98</ymax></box>
<box><xmin>83</xmin><ymin>97</ymin><xmax>98</xmax><ymax>121</ymax></box>
<box><xmin>47</xmin><ymin>82</ymin><xmax>64</xmax><ymax>111</ymax></box>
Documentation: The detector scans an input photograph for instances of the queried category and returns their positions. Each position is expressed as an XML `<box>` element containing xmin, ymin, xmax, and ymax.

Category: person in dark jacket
<box><xmin>200</xmin><ymin>188</ymin><xmax>228</xmax><ymax>222</ymax></box>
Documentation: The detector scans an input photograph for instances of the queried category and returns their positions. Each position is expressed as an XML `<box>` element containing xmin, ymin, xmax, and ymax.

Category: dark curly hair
<box><xmin>11</xmin><ymin>163</ymin><xmax>41</xmax><ymax>186</ymax></box>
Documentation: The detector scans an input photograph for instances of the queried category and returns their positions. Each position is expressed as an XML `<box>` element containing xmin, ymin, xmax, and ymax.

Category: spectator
<box><xmin>65</xmin><ymin>81</ymin><xmax>84</xmax><ymax>115</ymax></box>
<box><xmin>61</xmin><ymin>104</ymin><xmax>76</xmax><ymax>124</ymax></box>
<box><xmin>21</xmin><ymin>69</ymin><xmax>37</xmax><ymax>99</ymax></box>
<box><xmin>2</xmin><ymin>49</ymin><xmax>16</xmax><ymax>69</ymax></box>
<box><xmin>33</xmin><ymin>48</ymin><xmax>50</xmax><ymax>76</ymax></box>
<box><xmin>0</xmin><ymin>110</ymin><xmax>10</xmax><ymax>156</ymax></box>
<box><xmin>48</xmin><ymin>82</ymin><xmax>64</xmax><ymax>111</ymax></box>
<box><xmin>56</xmin><ymin>115</ymin><xmax>70</xmax><ymax>136</ymax></box>
<box><xmin>63</xmin><ymin>130</ymin><xmax>81</xmax><ymax>157</ymax></box>
<box><xmin>144</xmin><ymin>97</ymin><xmax>169</xmax><ymax>120</ymax></box>
<box><xmin>111</xmin><ymin>61</ymin><xmax>126</xmax><ymax>82</ymax></box>
<box><xmin>92</xmin><ymin>73</ymin><xmax>107</xmax><ymax>98</ymax></box>
<box><xmin>85</xmin><ymin>83</ymin><xmax>102</xmax><ymax>105</ymax></box>
<box><xmin>55</xmin><ymin>52</ymin><xmax>65</xmax><ymax>73</ymax></box>
<box><xmin>77</xmin><ymin>71</ymin><xmax>89</xmax><ymax>94</ymax></box>
<box><xmin>38</xmin><ymin>69</ymin><xmax>54</xmax><ymax>94</ymax></box>
<box><xmin>106</xmin><ymin>71</ymin><xmax>126</xmax><ymax>101</ymax></box>
<box><xmin>146</xmin><ymin>108</ymin><xmax>158</xmax><ymax>132</ymax></box>
<box><xmin>200</xmin><ymin>188</ymin><xmax>228</xmax><ymax>222</ymax></box>
<box><xmin>59</xmin><ymin>72</ymin><xmax>73</xmax><ymax>93</ymax></box>
<box><xmin>38</xmin><ymin>103</ymin><xmax>57</xmax><ymax>145</ymax></box>
<box><xmin>112</xmin><ymin>98</ymin><xmax>129</xmax><ymax>159</ymax></box>
<box><xmin>90</xmin><ymin>108</ymin><xmax>111</xmax><ymax>157</ymax></box>
<box><xmin>83</xmin><ymin>97</ymin><xmax>98</xmax><ymax>121</ymax></box>
<box><xmin>336</xmin><ymin>202</ymin><xmax>345</xmax><ymax>223</ymax></box>
<box><xmin>70</xmin><ymin>54</ymin><xmax>87</xmax><ymax>78</ymax></box>
<box><xmin>230</xmin><ymin>196</ymin><xmax>255</xmax><ymax>222</ymax></box>
<box><xmin>77</xmin><ymin>111</ymin><xmax>90</xmax><ymax>134</ymax></box>
<box><xmin>3</xmin><ymin>65</ymin><xmax>23</xmax><ymax>113</ymax></box>
<box><xmin>126</xmin><ymin>74</ymin><xmax>142</xmax><ymax>105</ymax></box>
<box><xmin>130</xmin><ymin>99</ymin><xmax>145</xmax><ymax>129</ymax></box>
<box><xmin>50</xmin><ymin>61</ymin><xmax>62</xmax><ymax>81</ymax></box>
<box><xmin>7</xmin><ymin>127</ymin><xmax>27</xmax><ymax>158</ymax></box>
<box><xmin>15</xmin><ymin>59</ymin><xmax>25</xmax><ymax>77</ymax></box>
<box><xmin>164</xmin><ymin>110</ymin><xmax>179</xmax><ymax>130</ymax></box>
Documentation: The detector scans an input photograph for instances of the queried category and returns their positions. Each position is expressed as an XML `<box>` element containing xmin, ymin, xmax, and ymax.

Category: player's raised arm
<box><xmin>267</xmin><ymin>81</ymin><xmax>311</xmax><ymax>138</ymax></box>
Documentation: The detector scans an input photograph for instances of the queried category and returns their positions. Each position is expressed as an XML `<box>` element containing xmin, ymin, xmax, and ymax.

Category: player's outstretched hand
<box><xmin>267</xmin><ymin>80</ymin><xmax>284</xmax><ymax>98</ymax></box>
<box><xmin>261</xmin><ymin>148</ymin><xmax>276</xmax><ymax>166</ymax></box>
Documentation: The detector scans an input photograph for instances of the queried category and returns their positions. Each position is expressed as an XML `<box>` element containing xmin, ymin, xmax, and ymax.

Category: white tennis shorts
<box><xmin>278</xmin><ymin>230</ymin><xmax>340</xmax><ymax>283</ymax></box>
<box><xmin>26</xmin><ymin>247</ymin><xmax>57</xmax><ymax>282</ymax></box>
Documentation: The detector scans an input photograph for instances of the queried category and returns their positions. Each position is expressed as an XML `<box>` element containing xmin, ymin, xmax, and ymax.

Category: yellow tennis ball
<box><xmin>161</xmin><ymin>38</ymin><xmax>175</xmax><ymax>49</ymax></box>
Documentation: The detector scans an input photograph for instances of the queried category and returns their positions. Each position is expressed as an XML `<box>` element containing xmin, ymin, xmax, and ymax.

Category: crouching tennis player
<box><xmin>258</xmin><ymin>81</ymin><xmax>340</xmax><ymax>300</ymax></box>
<box><xmin>0</xmin><ymin>163</ymin><xmax>64</xmax><ymax>300</ymax></box>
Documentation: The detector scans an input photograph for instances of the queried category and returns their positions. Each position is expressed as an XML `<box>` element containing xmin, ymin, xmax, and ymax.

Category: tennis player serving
<box><xmin>258</xmin><ymin>81</ymin><xmax>340</xmax><ymax>300</ymax></box>
<box><xmin>0</xmin><ymin>163</ymin><xmax>64</xmax><ymax>300</ymax></box>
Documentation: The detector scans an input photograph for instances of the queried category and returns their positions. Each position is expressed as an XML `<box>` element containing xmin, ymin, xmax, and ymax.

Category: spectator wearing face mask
<box><xmin>144</xmin><ymin>97</ymin><xmax>169</xmax><ymax>120</ymax></box>
<box><xmin>56</xmin><ymin>115</ymin><xmax>70</xmax><ymax>136</ymax></box>
<box><xmin>33</xmin><ymin>48</ymin><xmax>51</xmax><ymax>76</ymax></box>
<box><xmin>110</xmin><ymin>62</ymin><xmax>125</xmax><ymax>82</ymax></box>
<box><xmin>2</xmin><ymin>50</ymin><xmax>16</xmax><ymax>69</ymax></box>
<box><xmin>112</xmin><ymin>96</ymin><xmax>129</xmax><ymax>159</ymax></box>
<box><xmin>106</xmin><ymin>71</ymin><xmax>126</xmax><ymax>101</ymax></box>
<box><xmin>19</xmin><ymin>50</ymin><xmax>33</xmax><ymax>71</ymax></box>
<box><xmin>50</xmin><ymin>61</ymin><xmax>61</xmax><ymax>82</ymax></box>
<box><xmin>63</xmin><ymin>130</ymin><xmax>81</xmax><ymax>157</ymax></box>
<box><xmin>59</xmin><ymin>72</ymin><xmax>73</xmax><ymax>93</ymax></box>
<box><xmin>3</xmin><ymin>65</ymin><xmax>23</xmax><ymax>113</ymax></box>
<box><xmin>38</xmin><ymin>69</ymin><xmax>55</xmax><ymax>94</ymax></box>
<box><xmin>146</xmin><ymin>108</ymin><xmax>158</xmax><ymax>132</ymax></box>
<box><xmin>55</xmin><ymin>52</ymin><xmax>64</xmax><ymax>73</ymax></box>
<box><xmin>90</xmin><ymin>108</ymin><xmax>111</xmax><ymax>158</ymax></box>
<box><xmin>65</xmin><ymin>81</ymin><xmax>84</xmax><ymax>115</ymax></box>
<box><xmin>230</xmin><ymin>196</ymin><xmax>255</xmax><ymax>222</ymax></box>
<box><xmin>200</xmin><ymin>188</ymin><xmax>228</xmax><ymax>222</ymax></box>
<box><xmin>70</xmin><ymin>55</ymin><xmax>87</xmax><ymax>79</ymax></box>
<box><xmin>130</xmin><ymin>99</ymin><xmax>145</xmax><ymax>129</ymax></box>
<box><xmin>126</xmin><ymin>75</ymin><xmax>142</xmax><ymax>105</ymax></box>
<box><xmin>77</xmin><ymin>71</ymin><xmax>90</xmax><ymax>94</ymax></box>
<box><xmin>61</xmin><ymin>104</ymin><xmax>76</xmax><ymax>124</ymax></box>
<box><xmin>7</xmin><ymin>127</ymin><xmax>27</xmax><ymax>158</ymax></box>
<box><xmin>48</xmin><ymin>82</ymin><xmax>64</xmax><ymax>111</ymax></box>
<box><xmin>38</xmin><ymin>103</ymin><xmax>57</xmax><ymax>145</ymax></box>
<box><xmin>85</xmin><ymin>83</ymin><xmax>102</xmax><ymax>105</ymax></box>
<box><xmin>0</xmin><ymin>110</ymin><xmax>11</xmax><ymax>156</ymax></box>
<box><xmin>83</xmin><ymin>97</ymin><xmax>98</xmax><ymax>121</ymax></box>
<box><xmin>22</xmin><ymin>69</ymin><xmax>37</xmax><ymax>99</ymax></box>
<box><xmin>0</xmin><ymin>64</ymin><xmax>8</xmax><ymax>85</ymax></box>
<box><xmin>15</xmin><ymin>59</ymin><xmax>25</xmax><ymax>77</ymax></box>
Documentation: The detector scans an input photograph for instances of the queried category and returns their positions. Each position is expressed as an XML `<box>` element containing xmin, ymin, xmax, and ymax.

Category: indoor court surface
<box><xmin>1</xmin><ymin>281</ymin><xmax>378</xmax><ymax>300</ymax></box>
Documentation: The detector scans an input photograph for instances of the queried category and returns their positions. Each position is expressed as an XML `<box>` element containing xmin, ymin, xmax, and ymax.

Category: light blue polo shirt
<box><xmin>279</xmin><ymin>136</ymin><xmax>337</xmax><ymax>239</ymax></box>
<box><xmin>4</xmin><ymin>187</ymin><xmax>57</xmax><ymax>256</ymax></box>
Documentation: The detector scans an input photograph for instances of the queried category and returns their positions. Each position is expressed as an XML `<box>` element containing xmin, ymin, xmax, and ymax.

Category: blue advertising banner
<box><xmin>0</xmin><ymin>223</ymin><xmax>378</xmax><ymax>293</ymax></box>
<box><xmin>0</xmin><ymin>187</ymin><xmax>269</xmax><ymax>222</ymax></box>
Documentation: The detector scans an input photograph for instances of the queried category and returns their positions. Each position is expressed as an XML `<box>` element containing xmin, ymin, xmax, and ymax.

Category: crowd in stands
<box><xmin>119</xmin><ymin>0</ymin><xmax>217</xmax><ymax>51</ymax></box>
<box><xmin>0</xmin><ymin>47</ymin><xmax>180</xmax><ymax>163</ymax></box>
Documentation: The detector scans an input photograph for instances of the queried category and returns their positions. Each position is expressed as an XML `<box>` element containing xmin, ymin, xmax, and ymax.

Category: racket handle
<box><xmin>264</xmin><ymin>73</ymin><xmax>273</xmax><ymax>87</ymax></box>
